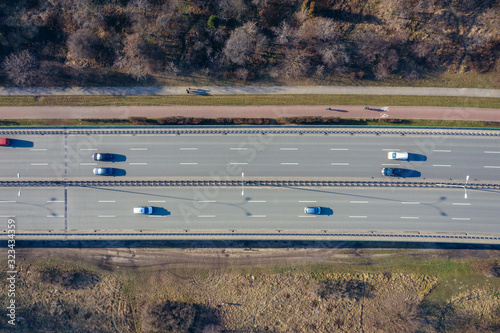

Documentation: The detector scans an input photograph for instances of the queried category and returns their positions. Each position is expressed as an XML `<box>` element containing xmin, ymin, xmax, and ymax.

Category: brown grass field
<box><xmin>1</xmin><ymin>248</ymin><xmax>500</xmax><ymax>332</ymax></box>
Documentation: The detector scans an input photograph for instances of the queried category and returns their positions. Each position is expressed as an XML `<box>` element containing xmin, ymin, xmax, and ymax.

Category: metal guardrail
<box><xmin>1</xmin><ymin>180</ymin><xmax>499</xmax><ymax>189</ymax></box>
<box><xmin>0</xmin><ymin>127</ymin><xmax>499</xmax><ymax>136</ymax></box>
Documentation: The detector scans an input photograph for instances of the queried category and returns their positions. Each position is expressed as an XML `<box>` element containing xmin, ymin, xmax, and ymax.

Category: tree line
<box><xmin>0</xmin><ymin>0</ymin><xmax>498</xmax><ymax>86</ymax></box>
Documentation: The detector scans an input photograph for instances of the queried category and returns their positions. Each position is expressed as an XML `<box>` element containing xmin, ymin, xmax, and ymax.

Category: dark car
<box><xmin>93</xmin><ymin>153</ymin><xmax>113</xmax><ymax>161</ymax></box>
<box><xmin>93</xmin><ymin>167</ymin><xmax>113</xmax><ymax>176</ymax></box>
<box><xmin>381</xmin><ymin>168</ymin><xmax>403</xmax><ymax>177</ymax></box>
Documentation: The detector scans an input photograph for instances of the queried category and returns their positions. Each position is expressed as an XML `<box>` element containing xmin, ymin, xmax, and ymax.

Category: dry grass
<box><xmin>2</xmin><ymin>251</ymin><xmax>500</xmax><ymax>332</ymax></box>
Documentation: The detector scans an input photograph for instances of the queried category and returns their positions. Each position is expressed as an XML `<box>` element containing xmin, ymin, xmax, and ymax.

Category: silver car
<box><xmin>134</xmin><ymin>207</ymin><xmax>153</xmax><ymax>215</ymax></box>
<box><xmin>93</xmin><ymin>167</ymin><xmax>113</xmax><ymax>176</ymax></box>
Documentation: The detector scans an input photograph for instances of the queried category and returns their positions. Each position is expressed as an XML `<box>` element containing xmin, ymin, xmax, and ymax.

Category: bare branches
<box><xmin>2</xmin><ymin>50</ymin><xmax>41</xmax><ymax>86</ymax></box>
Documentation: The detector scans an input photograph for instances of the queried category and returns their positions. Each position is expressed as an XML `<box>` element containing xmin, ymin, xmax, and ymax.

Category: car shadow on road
<box><xmin>111</xmin><ymin>168</ymin><xmax>126</xmax><ymax>176</ymax></box>
<box><xmin>111</xmin><ymin>154</ymin><xmax>127</xmax><ymax>162</ymax></box>
<box><xmin>401</xmin><ymin>169</ymin><xmax>422</xmax><ymax>178</ymax></box>
<box><xmin>151</xmin><ymin>207</ymin><xmax>170</xmax><ymax>216</ymax></box>
<box><xmin>408</xmin><ymin>153</ymin><xmax>427</xmax><ymax>162</ymax></box>
<box><xmin>7</xmin><ymin>139</ymin><xmax>34</xmax><ymax>148</ymax></box>
<box><xmin>318</xmin><ymin>207</ymin><xmax>334</xmax><ymax>216</ymax></box>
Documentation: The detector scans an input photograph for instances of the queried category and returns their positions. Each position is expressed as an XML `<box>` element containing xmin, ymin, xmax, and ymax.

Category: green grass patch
<box><xmin>0</xmin><ymin>94</ymin><xmax>498</xmax><ymax>108</ymax></box>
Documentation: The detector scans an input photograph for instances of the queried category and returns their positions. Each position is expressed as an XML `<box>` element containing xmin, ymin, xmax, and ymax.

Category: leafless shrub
<box><xmin>115</xmin><ymin>33</ymin><xmax>160</xmax><ymax>81</ymax></box>
<box><xmin>272</xmin><ymin>21</ymin><xmax>296</xmax><ymax>45</ymax></box>
<box><xmin>298</xmin><ymin>17</ymin><xmax>338</xmax><ymax>43</ymax></box>
<box><xmin>223</xmin><ymin>22</ymin><xmax>268</xmax><ymax>66</ymax></box>
<box><xmin>2</xmin><ymin>50</ymin><xmax>40</xmax><ymax>86</ymax></box>
<box><xmin>282</xmin><ymin>48</ymin><xmax>310</xmax><ymax>79</ymax></box>
<box><xmin>235</xmin><ymin>67</ymin><xmax>250</xmax><ymax>81</ymax></box>
<box><xmin>316</xmin><ymin>43</ymin><xmax>349</xmax><ymax>71</ymax></box>
<box><xmin>218</xmin><ymin>0</ymin><xmax>248</xmax><ymax>21</ymax></box>
<box><xmin>67</xmin><ymin>29</ymin><xmax>102</xmax><ymax>61</ymax></box>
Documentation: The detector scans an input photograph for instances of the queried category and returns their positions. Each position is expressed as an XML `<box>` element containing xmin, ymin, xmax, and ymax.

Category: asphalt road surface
<box><xmin>4</xmin><ymin>186</ymin><xmax>499</xmax><ymax>236</ymax></box>
<box><xmin>1</xmin><ymin>133</ymin><xmax>500</xmax><ymax>182</ymax></box>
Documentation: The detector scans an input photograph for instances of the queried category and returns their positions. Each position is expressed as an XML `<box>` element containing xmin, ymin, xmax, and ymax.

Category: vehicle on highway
<box><xmin>134</xmin><ymin>206</ymin><xmax>153</xmax><ymax>214</ymax></box>
<box><xmin>387</xmin><ymin>152</ymin><xmax>408</xmax><ymax>160</ymax></box>
<box><xmin>93</xmin><ymin>153</ymin><xmax>113</xmax><ymax>161</ymax></box>
<box><xmin>304</xmin><ymin>207</ymin><xmax>321</xmax><ymax>214</ymax></box>
<box><xmin>0</xmin><ymin>138</ymin><xmax>10</xmax><ymax>146</ymax></box>
<box><xmin>381</xmin><ymin>168</ymin><xmax>403</xmax><ymax>177</ymax></box>
<box><xmin>93</xmin><ymin>167</ymin><xmax>113</xmax><ymax>176</ymax></box>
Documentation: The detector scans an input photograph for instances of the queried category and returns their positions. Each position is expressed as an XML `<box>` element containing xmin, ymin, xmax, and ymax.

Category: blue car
<box><xmin>304</xmin><ymin>207</ymin><xmax>321</xmax><ymax>214</ymax></box>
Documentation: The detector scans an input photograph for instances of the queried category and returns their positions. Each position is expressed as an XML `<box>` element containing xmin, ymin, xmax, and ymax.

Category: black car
<box><xmin>381</xmin><ymin>168</ymin><xmax>403</xmax><ymax>177</ymax></box>
<box><xmin>93</xmin><ymin>153</ymin><xmax>113</xmax><ymax>161</ymax></box>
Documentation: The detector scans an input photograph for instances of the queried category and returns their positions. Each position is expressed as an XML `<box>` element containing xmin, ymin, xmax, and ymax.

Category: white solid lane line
<box><xmin>433</xmin><ymin>164</ymin><xmax>451</xmax><ymax>167</ymax></box>
<box><xmin>129</xmin><ymin>162</ymin><xmax>148</xmax><ymax>165</ymax></box>
<box><xmin>280</xmin><ymin>148</ymin><xmax>298</xmax><ymax>150</ymax></box>
<box><xmin>484</xmin><ymin>166</ymin><xmax>500</xmax><ymax>168</ymax></box>
<box><xmin>349</xmin><ymin>216</ymin><xmax>367</xmax><ymax>218</ymax></box>
<box><xmin>350</xmin><ymin>201</ymin><xmax>368</xmax><ymax>203</ymax></box>
<box><xmin>401</xmin><ymin>202</ymin><xmax>420</xmax><ymax>204</ymax></box>
<box><xmin>30</xmin><ymin>148</ymin><xmax>48</xmax><ymax>151</ymax></box>
<box><xmin>198</xmin><ymin>215</ymin><xmax>216</xmax><ymax>218</ymax></box>
<box><xmin>453</xmin><ymin>203</ymin><xmax>471</xmax><ymax>206</ymax></box>
<box><xmin>484</xmin><ymin>151</ymin><xmax>500</xmax><ymax>154</ymax></box>
<box><xmin>80</xmin><ymin>163</ymin><xmax>97</xmax><ymax>165</ymax></box>
<box><xmin>98</xmin><ymin>215</ymin><xmax>116</xmax><ymax>218</ymax></box>
<box><xmin>248</xmin><ymin>200</ymin><xmax>266</xmax><ymax>203</ymax></box>
<box><xmin>331</xmin><ymin>163</ymin><xmax>349</xmax><ymax>166</ymax></box>
<box><xmin>179</xmin><ymin>148</ymin><xmax>198</xmax><ymax>150</ymax></box>
<box><xmin>452</xmin><ymin>218</ymin><xmax>471</xmax><ymax>221</ymax></box>
<box><xmin>400</xmin><ymin>217</ymin><xmax>419</xmax><ymax>219</ymax></box>
<box><xmin>129</xmin><ymin>148</ymin><xmax>148</xmax><ymax>150</ymax></box>
<box><xmin>0</xmin><ymin>216</ymin><xmax>15</xmax><ymax>218</ymax></box>
<box><xmin>281</xmin><ymin>163</ymin><xmax>299</xmax><ymax>165</ymax></box>
<box><xmin>433</xmin><ymin>150</ymin><xmax>451</xmax><ymax>152</ymax></box>
<box><xmin>330</xmin><ymin>148</ymin><xmax>348</xmax><ymax>151</ymax></box>
<box><xmin>30</xmin><ymin>163</ymin><xmax>48</xmax><ymax>166</ymax></box>
<box><xmin>98</xmin><ymin>200</ymin><xmax>116</xmax><ymax>203</ymax></box>
<box><xmin>180</xmin><ymin>162</ymin><xmax>198</xmax><ymax>165</ymax></box>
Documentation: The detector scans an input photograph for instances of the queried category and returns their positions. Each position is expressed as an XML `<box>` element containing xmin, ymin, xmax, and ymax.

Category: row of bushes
<box><xmin>128</xmin><ymin>116</ymin><xmax>344</xmax><ymax>125</ymax></box>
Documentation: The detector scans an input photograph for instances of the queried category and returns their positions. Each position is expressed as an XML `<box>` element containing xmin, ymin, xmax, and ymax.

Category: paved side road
<box><xmin>0</xmin><ymin>86</ymin><xmax>499</xmax><ymax>97</ymax></box>
<box><xmin>1</xmin><ymin>105</ymin><xmax>499</xmax><ymax>121</ymax></box>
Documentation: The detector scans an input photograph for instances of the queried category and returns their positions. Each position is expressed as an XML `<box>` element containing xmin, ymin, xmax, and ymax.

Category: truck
<box><xmin>0</xmin><ymin>138</ymin><xmax>10</xmax><ymax>146</ymax></box>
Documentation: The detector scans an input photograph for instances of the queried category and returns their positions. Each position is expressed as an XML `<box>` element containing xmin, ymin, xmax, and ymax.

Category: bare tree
<box><xmin>317</xmin><ymin>43</ymin><xmax>349</xmax><ymax>71</ymax></box>
<box><xmin>115</xmin><ymin>33</ymin><xmax>159</xmax><ymax>81</ymax></box>
<box><xmin>2</xmin><ymin>50</ymin><xmax>40</xmax><ymax>86</ymax></box>
<box><xmin>282</xmin><ymin>48</ymin><xmax>310</xmax><ymax>79</ymax></box>
<box><xmin>67</xmin><ymin>29</ymin><xmax>102</xmax><ymax>61</ymax></box>
<box><xmin>223</xmin><ymin>22</ymin><xmax>268</xmax><ymax>66</ymax></box>
<box><xmin>272</xmin><ymin>21</ymin><xmax>296</xmax><ymax>45</ymax></box>
<box><xmin>218</xmin><ymin>0</ymin><xmax>248</xmax><ymax>21</ymax></box>
<box><xmin>298</xmin><ymin>17</ymin><xmax>338</xmax><ymax>43</ymax></box>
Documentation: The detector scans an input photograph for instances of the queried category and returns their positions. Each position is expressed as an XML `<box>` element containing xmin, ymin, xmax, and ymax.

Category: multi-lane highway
<box><xmin>2</xmin><ymin>131</ymin><xmax>500</xmax><ymax>181</ymax></box>
<box><xmin>1</xmin><ymin>127</ymin><xmax>499</xmax><ymax>242</ymax></box>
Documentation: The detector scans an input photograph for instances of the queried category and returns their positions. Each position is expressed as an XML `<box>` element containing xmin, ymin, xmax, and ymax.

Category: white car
<box><xmin>133</xmin><ymin>207</ymin><xmax>153</xmax><ymax>215</ymax></box>
<box><xmin>387</xmin><ymin>152</ymin><xmax>408</xmax><ymax>160</ymax></box>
